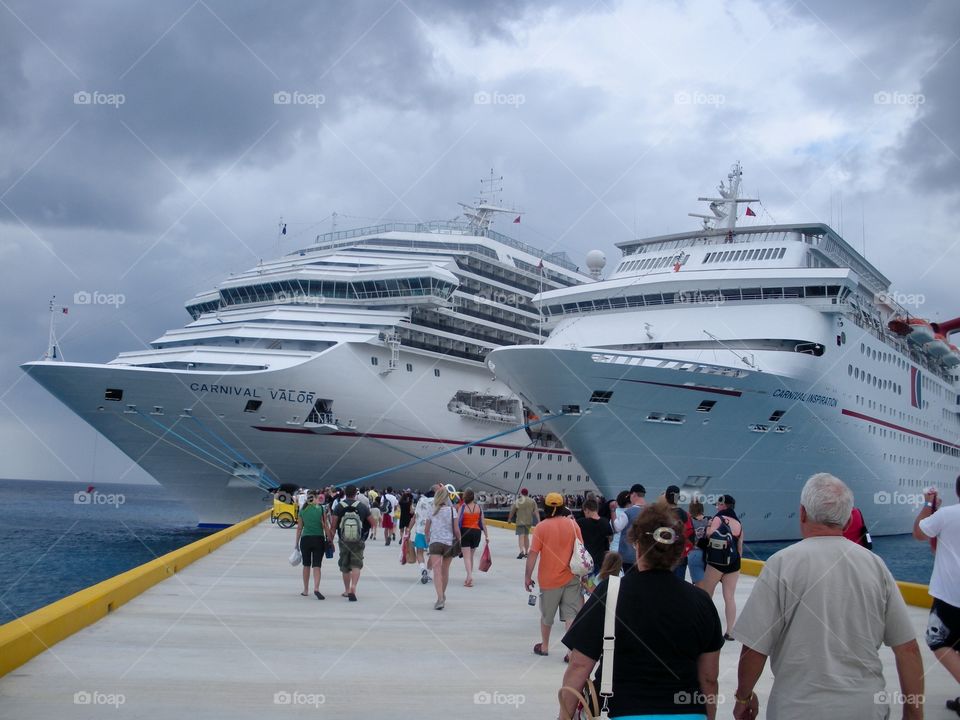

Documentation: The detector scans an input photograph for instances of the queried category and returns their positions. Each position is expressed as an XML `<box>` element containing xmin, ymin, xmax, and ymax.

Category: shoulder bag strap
<box><xmin>599</xmin><ymin>575</ymin><xmax>621</xmax><ymax>705</ymax></box>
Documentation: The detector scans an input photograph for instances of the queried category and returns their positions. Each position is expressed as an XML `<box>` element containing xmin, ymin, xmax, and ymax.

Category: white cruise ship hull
<box><xmin>488</xmin><ymin>344</ymin><xmax>953</xmax><ymax>541</ymax></box>
<box><xmin>23</xmin><ymin>341</ymin><xmax>591</xmax><ymax>525</ymax></box>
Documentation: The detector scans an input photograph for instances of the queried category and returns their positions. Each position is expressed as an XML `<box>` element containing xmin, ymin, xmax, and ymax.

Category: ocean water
<box><xmin>745</xmin><ymin>534</ymin><xmax>934</xmax><ymax>584</ymax></box>
<box><xmin>0</xmin><ymin>479</ymin><xmax>938</xmax><ymax>626</ymax></box>
<box><xmin>0</xmin><ymin>479</ymin><xmax>214</xmax><ymax>625</ymax></box>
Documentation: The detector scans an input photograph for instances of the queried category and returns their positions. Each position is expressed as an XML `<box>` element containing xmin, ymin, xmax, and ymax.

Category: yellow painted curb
<box><xmin>740</xmin><ymin>557</ymin><xmax>930</xmax><ymax>608</ymax></box>
<box><xmin>0</xmin><ymin>509</ymin><xmax>271</xmax><ymax>679</ymax></box>
<box><xmin>485</xmin><ymin>519</ymin><xmax>515</xmax><ymax>530</ymax></box>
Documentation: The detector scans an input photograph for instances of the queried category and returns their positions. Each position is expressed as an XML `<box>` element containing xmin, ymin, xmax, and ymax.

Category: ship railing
<box><xmin>307</xmin><ymin>220</ymin><xmax>579</xmax><ymax>272</ymax></box>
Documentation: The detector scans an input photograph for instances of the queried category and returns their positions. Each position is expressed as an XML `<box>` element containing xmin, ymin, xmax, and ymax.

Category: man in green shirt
<box><xmin>295</xmin><ymin>493</ymin><xmax>331</xmax><ymax>599</ymax></box>
<box><xmin>508</xmin><ymin>489</ymin><xmax>541</xmax><ymax>559</ymax></box>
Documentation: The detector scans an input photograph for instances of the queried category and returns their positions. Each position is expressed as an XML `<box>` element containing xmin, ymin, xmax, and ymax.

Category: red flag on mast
<box><xmin>745</xmin><ymin>207</ymin><xmax>756</xmax><ymax>217</ymax></box>
<box><xmin>513</xmin><ymin>215</ymin><xmax>521</xmax><ymax>223</ymax></box>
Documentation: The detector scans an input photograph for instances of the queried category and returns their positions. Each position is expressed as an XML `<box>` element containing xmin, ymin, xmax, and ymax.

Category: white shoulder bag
<box><xmin>559</xmin><ymin>574</ymin><xmax>621</xmax><ymax>719</ymax></box>
<box><xmin>569</xmin><ymin>521</ymin><xmax>595</xmax><ymax>577</ymax></box>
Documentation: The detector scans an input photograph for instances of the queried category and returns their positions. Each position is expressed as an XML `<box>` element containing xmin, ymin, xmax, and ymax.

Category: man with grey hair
<box><xmin>732</xmin><ymin>473</ymin><xmax>923</xmax><ymax>720</ymax></box>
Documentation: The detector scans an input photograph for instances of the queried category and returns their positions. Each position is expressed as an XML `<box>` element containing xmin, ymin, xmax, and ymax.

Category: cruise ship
<box><xmin>23</xmin><ymin>187</ymin><xmax>597</xmax><ymax>526</ymax></box>
<box><xmin>487</xmin><ymin>164</ymin><xmax>960</xmax><ymax>540</ymax></box>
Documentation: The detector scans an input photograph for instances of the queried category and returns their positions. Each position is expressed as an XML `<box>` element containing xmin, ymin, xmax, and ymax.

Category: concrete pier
<box><xmin>0</xmin><ymin>521</ymin><xmax>954</xmax><ymax>719</ymax></box>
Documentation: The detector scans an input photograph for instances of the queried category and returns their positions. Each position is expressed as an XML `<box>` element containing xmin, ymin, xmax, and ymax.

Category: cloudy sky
<box><xmin>1</xmin><ymin>0</ymin><xmax>958</xmax><ymax>485</ymax></box>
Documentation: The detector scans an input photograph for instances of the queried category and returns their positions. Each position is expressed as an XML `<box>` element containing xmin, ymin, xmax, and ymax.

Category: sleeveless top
<box><xmin>461</xmin><ymin>503</ymin><xmax>483</xmax><ymax>530</ymax></box>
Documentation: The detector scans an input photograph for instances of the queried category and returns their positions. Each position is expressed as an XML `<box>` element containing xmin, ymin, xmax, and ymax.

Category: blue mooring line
<box><xmin>332</xmin><ymin>413</ymin><xmax>569</xmax><ymax>489</ymax></box>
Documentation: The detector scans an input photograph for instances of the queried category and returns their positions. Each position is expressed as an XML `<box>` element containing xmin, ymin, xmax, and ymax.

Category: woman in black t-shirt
<box><xmin>560</xmin><ymin>502</ymin><xmax>724</xmax><ymax>719</ymax></box>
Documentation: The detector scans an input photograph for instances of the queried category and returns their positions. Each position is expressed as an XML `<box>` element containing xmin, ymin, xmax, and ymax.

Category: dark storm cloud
<box><xmin>786</xmin><ymin>0</ymin><xmax>960</xmax><ymax>197</ymax></box>
<box><xmin>895</xmin><ymin>0</ymin><xmax>960</xmax><ymax>195</ymax></box>
<box><xmin>0</xmin><ymin>0</ymin><xmax>569</xmax><ymax>233</ymax></box>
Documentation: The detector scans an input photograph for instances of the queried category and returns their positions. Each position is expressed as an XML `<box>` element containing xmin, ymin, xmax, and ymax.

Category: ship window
<box><xmin>467</xmin><ymin>447</ymin><xmax>472</xmax><ymax>454</ymax></box>
<box><xmin>244</xmin><ymin>400</ymin><xmax>262</xmax><ymax>413</ymax></box>
<box><xmin>371</xmin><ymin>357</ymin><xmax>379</xmax><ymax>366</ymax></box>
<box><xmin>742</xmin><ymin>288</ymin><xmax>761</xmax><ymax>299</ymax></box>
<box><xmin>537</xmin><ymin>473</ymin><xmax>542</xmax><ymax>480</ymax></box>
<box><xmin>547</xmin><ymin>474</ymin><xmax>552</xmax><ymax>480</ymax></box>
<box><xmin>697</xmin><ymin>400</ymin><xmax>716</xmax><ymax>412</ymax></box>
<box><xmin>805</xmin><ymin>286</ymin><xmax>826</xmax><ymax>298</ymax></box>
<box><xmin>769</xmin><ymin>410</ymin><xmax>786</xmax><ymax>422</ymax></box>
<box><xmin>526</xmin><ymin>473</ymin><xmax>531</xmax><ymax>479</ymax></box>
<box><xmin>515</xmin><ymin>472</ymin><xmax>520</xmax><ymax>478</ymax></box>
<box><xmin>763</xmin><ymin>287</ymin><xmax>783</xmax><ymax>299</ymax></box>
<box><xmin>104</xmin><ymin>388</ymin><xmax>123</xmax><ymax>401</ymax></box>
<box><xmin>777</xmin><ymin>247</ymin><xmax>786</xmax><ymax>259</ymax></box>
<box><xmin>406</xmin><ymin>363</ymin><xmax>413</xmax><ymax>372</ymax></box>
<box><xmin>504</xmin><ymin>471</ymin><xmax>509</xmax><ymax>479</ymax></box>
<box><xmin>434</xmin><ymin>369</ymin><xmax>440</xmax><ymax>377</ymax></box>
<box><xmin>479</xmin><ymin>448</ymin><xmax>485</xmax><ymax>456</ymax></box>
<box><xmin>151</xmin><ymin>406</ymin><xmax>164</xmax><ymax>415</ymax></box>
<box><xmin>492</xmin><ymin>449</ymin><xmax>498</xmax><ymax>456</ymax></box>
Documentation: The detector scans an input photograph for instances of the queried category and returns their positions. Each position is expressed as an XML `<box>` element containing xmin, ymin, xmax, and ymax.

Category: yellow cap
<box><xmin>544</xmin><ymin>492</ymin><xmax>565</xmax><ymax>507</ymax></box>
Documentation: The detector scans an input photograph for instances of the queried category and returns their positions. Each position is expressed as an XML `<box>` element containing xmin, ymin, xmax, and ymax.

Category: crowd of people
<box><xmin>280</xmin><ymin>474</ymin><xmax>960</xmax><ymax>719</ymax></box>
<box><xmin>285</xmin><ymin>483</ymin><xmax>490</xmax><ymax>607</ymax></box>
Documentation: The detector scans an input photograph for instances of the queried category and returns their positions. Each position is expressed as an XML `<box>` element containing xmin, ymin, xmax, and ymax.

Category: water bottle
<box><xmin>528</xmin><ymin>593</ymin><xmax>537</xmax><ymax>606</ymax></box>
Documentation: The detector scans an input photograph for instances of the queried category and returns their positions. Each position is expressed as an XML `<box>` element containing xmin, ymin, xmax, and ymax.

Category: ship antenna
<box><xmin>458</xmin><ymin>168</ymin><xmax>520</xmax><ymax>233</ymax></box>
<box><xmin>45</xmin><ymin>295</ymin><xmax>67</xmax><ymax>361</ymax></box>
<box><xmin>688</xmin><ymin>162</ymin><xmax>759</xmax><ymax>233</ymax></box>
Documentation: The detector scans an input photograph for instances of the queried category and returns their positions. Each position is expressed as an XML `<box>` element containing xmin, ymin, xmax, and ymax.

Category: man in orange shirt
<box><xmin>524</xmin><ymin>492</ymin><xmax>584</xmax><ymax>657</ymax></box>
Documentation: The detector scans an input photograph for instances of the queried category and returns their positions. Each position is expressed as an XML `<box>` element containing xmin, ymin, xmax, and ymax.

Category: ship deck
<box><xmin>0</xmin><ymin>520</ymin><xmax>952</xmax><ymax>719</ymax></box>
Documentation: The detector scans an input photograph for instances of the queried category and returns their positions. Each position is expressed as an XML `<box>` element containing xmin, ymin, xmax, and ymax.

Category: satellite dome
<box><xmin>585</xmin><ymin>250</ymin><xmax>606</xmax><ymax>279</ymax></box>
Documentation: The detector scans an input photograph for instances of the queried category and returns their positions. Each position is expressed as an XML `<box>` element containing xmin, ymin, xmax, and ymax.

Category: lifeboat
<box><xmin>887</xmin><ymin>316</ymin><xmax>911</xmax><ymax>336</ymax></box>
<box><xmin>906</xmin><ymin>318</ymin><xmax>936</xmax><ymax>345</ymax></box>
<box><xmin>943</xmin><ymin>345</ymin><xmax>960</xmax><ymax>368</ymax></box>
<box><xmin>926</xmin><ymin>333</ymin><xmax>951</xmax><ymax>358</ymax></box>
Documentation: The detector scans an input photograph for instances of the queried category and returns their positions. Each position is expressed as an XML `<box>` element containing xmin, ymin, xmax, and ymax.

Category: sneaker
<box><xmin>420</xmin><ymin>569</ymin><xmax>429</xmax><ymax>584</ymax></box>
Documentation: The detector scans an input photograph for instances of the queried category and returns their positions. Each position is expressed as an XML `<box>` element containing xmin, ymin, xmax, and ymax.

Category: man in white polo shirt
<box><xmin>734</xmin><ymin>473</ymin><xmax>922</xmax><ymax>720</ymax></box>
<box><xmin>915</xmin><ymin>477</ymin><xmax>960</xmax><ymax>710</ymax></box>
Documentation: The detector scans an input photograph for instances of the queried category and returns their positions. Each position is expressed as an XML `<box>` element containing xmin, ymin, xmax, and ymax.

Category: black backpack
<box><xmin>704</xmin><ymin>517</ymin><xmax>738</xmax><ymax>566</ymax></box>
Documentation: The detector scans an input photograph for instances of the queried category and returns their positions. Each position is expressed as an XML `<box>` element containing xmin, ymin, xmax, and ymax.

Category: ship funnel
<box><xmin>932</xmin><ymin>317</ymin><xmax>960</xmax><ymax>336</ymax></box>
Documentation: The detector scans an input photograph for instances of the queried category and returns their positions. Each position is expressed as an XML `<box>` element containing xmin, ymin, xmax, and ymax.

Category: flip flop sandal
<box><xmin>533</xmin><ymin>643</ymin><xmax>548</xmax><ymax>656</ymax></box>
